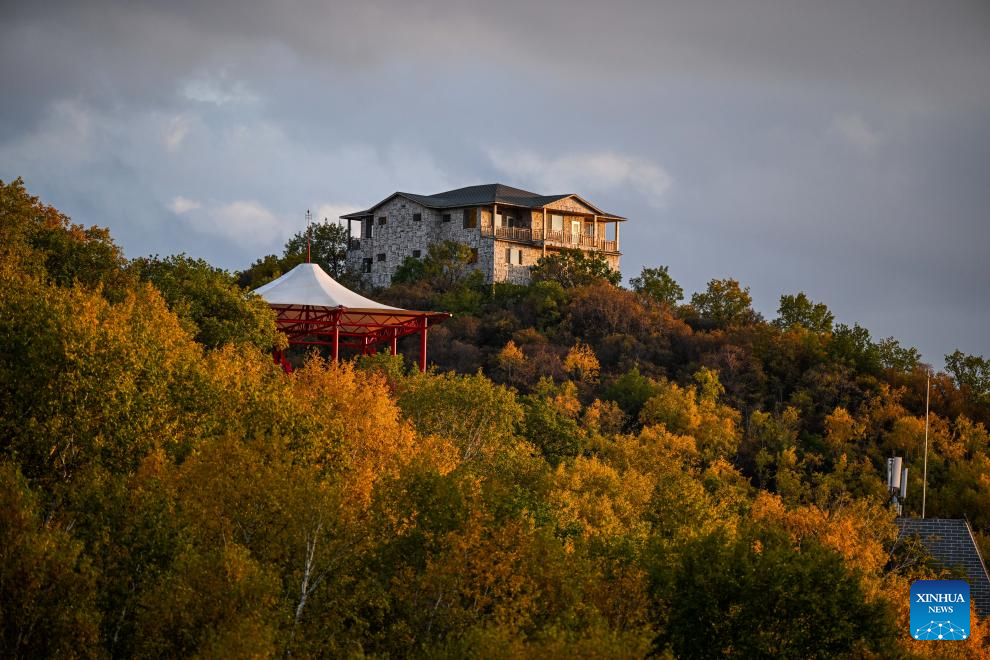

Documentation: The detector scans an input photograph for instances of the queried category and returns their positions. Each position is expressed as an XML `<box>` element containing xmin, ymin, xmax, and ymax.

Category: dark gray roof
<box><xmin>340</xmin><ymin>183</ymin><xmax>625</xmax><ymax>220</ymax></box>
<box><xmin>896</xmin><ymin>518</ymin><xmax>990</xmax><ymax>616</ymax></box>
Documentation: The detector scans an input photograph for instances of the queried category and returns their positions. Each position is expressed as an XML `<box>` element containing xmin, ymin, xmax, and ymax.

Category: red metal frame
<box><xmin>269</xmin><ymin>304</ymin><xmax>449</xmax><ymax>373</ymax></box>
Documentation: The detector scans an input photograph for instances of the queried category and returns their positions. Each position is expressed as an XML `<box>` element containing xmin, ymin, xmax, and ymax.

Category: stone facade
<box><xmin>345</xmin><ymin>194</ymin><xmax>622</xmax><ymax>288</ymax></box>
<box><xmin>347</xmin><ymin>198</ymin><xmax>495</xmax><ymax>288</ymax></box>
<box><xmin>493</xmin><ymin>242</ymin><xmax>544</xmax><ymax>284</ymax></box>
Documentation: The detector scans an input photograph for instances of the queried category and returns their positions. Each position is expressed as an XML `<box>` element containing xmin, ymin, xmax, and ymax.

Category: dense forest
<box><xmin>2</xmin><ymin>176</ymin><xmax>990</xmax><ymax>658</ymax></box>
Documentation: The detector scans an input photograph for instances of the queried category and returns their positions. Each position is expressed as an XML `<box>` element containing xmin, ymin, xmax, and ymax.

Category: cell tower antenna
<box><xmin>886</xmin><ymin>455</ymin><xmax>908</xmax><ymax>515</ymax></box>
<box><xmin>306</xmin><ymin>209</ymin><xmax>312</xmax><ymax>263</ymax></box>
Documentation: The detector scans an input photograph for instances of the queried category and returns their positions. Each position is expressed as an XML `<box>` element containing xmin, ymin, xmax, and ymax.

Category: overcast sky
<box><xmin>2</xmin><ymin>0</ymin><xmax>988</xmax><ymax>365</ymax></box>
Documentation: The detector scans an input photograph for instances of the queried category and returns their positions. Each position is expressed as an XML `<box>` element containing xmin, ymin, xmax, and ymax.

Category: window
<box><xmin>506</xmin><ymin>248</ymin><xmax>523</xmax><ymax>265</ymax></box>
<box><xmin>363</xmin><ymin>218</ymin><xmax>374</xmax><ymax>238</ymax></box>
<box><xmin>378</xmin><ymin>216</ymin><xmax>387</xmax><ymax>225</ymax></box>
<box><xmin>376</xmin><ymin>253</ymin><xmax>386</xmax><ymax>262</ymax></box>
<box><xmin>550</xmin><ymin>214</ymin><xmax>564</xmax><ymax>232</ymax></box>
<box><xmin>442</xmin><ymin>213</ymin><xmax>451</xmax><ymax>222</ymax></box>
<box><xmin>469</xmin><ymin>248</ymin><xmax>478</xmax><ymax>264</ymax></box>
<box><xmin>362</xmin><ymin>258</ymin><xmax>372</xmax><ymax>273</ymax></box>
<box><xmin>413</xmin><ymin>213</ymin><xmax>422</xmax><ymax>222</ymax></box>
<box><xmin>463</xmin><ymin>208</ymin><xmax>478</xmax><ymax>229</ymax></box>
<box><xmin>413</xmin><ymin>249</ymin><xmax>421</xmax><ymax>258</ymax></box>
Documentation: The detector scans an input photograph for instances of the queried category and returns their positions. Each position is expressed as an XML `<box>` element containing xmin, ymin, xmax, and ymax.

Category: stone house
<box><xmin>341</xmin><ymin>183</ymin><xmax>624</xmax><ymax>287</ymax></box>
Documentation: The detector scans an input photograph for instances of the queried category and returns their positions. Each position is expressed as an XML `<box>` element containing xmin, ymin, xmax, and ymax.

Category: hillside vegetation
<box><xmin>2</xmin><ymin>178</ymin><xmax>989</xmax><ymax>658</ymax></box>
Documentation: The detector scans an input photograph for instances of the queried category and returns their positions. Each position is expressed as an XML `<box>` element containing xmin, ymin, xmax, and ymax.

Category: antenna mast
<box><xmin>922</xmin><ymin>369</ymin><xmax>930</xmax><ymax>518</ymax></box>
<box><xmin>886</xmin><ymin>456</ymin><xmax>908</xmax><ymax>516</ymax></box>
<box><xmin>306</xmin><ymin>209</ymin><xmax>312</xmax><ymax>263</ymax></box>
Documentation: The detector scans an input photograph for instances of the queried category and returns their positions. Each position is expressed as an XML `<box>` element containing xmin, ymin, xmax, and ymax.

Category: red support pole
<box><xmin>332</xmin><ymin>324</ymin><xmax>339</xmax><ymax>363</ymax></box>
<box><xmin>419</xmin><ymin>317</ymin><xmax>429</xmax><ymax>373</ymax></box>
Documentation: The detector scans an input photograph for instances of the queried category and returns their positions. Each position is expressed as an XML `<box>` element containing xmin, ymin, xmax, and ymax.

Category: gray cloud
<box><xmin>1</xmin><ymin>0</ymin><xmax>988</xmax><ymax>365</ymax></box>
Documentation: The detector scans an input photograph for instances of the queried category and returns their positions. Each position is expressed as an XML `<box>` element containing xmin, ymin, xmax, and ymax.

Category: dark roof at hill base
<box><xmin>340</xmin><ymin>183</ymin><xmax>624</xmax><ymax>220</ymax></box>
<box><xmin>896</xmin><ymin>518</ymin><xmax>990</xmax><ymax>616</ymax></box>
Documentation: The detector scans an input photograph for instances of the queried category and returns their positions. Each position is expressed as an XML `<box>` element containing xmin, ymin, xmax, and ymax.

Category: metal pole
<box><xmin>306</xmin><ymin>210</ymin><xmax>312</xmax><ymax>263</ymax></box>
<box><xmin>419</xmin><ymin>317</ymin><xmax>428</xmax><ymax>373</ymax></box>
<box><xmin>922</xmin><ymin>370</ymin><xmax>930</xmax><ymax>518</ymax></box>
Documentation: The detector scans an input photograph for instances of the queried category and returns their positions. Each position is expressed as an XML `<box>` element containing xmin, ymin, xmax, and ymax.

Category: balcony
<box><xmin>493</xmin><ymin>226</ymin><xmax>533</xmax><ymax>242</ymax></box>
<box><xmin>483</xmin><ymin>225</ymin><xmax>617</xmax><ymax>252</ymax></box>
<box><xmin>544</xmin><ymin>229</ymin><xmax>618</xmax><ymax>252</ymax></box>
<box><xmin>348</xmin><ymin>237</ymin><xmax>362</xmax><ymax>250</ymax></box>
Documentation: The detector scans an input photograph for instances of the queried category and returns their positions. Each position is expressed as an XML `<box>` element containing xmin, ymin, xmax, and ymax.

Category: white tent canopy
<box><xmin>251</xmin><ymin>262</ymin><xmax>443</xmax><ymax>339</ymax></box>
<box><xmin>252</xmin><ymin>262</ymin><xmax>401</xmax><ymax>311</ymax></box>
<box><xmin>251</xmin><ymin>262</ymin><xmax>448</xmax><ymax>370</ymax></box>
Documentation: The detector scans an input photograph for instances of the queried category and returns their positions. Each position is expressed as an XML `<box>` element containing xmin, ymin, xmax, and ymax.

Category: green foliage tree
<box><xmin>945</xmin><ymin>349</ymin><xmax>990</xmax><ymax>402</ymax></box>
<box><xmin>774</xmin><ymin>292</ymin><xmax>834</xmax><ymax>333</ymax></box>
<box><xmin>132</xmin><ymin>254</ymin><xmax>282</xmax><ymax>350</ymax></box>
<box><xmin>690</xmin><ymin>278</ymin><xmax>756</xmax><ymax>326</ymax></box>
<box><xmin>283</xmin><ymin>217</ymin><xmax>351</xmax><ymax>277</ymax></box>
<box><xmin>0</xmin><ymin>463</ymin><xmax>101</xmax><ymax>656</ymax></box>
<box><xmin>236</xmin><ymin>253</ymin><xmax>303</xmax><ymax>290</ymax></box>
<box><xmin>828</xmin><ymin>323</ymin><xmax>882</xmax><ymax>374</ymax></box>
<box><xmin>875</xmin><ymin>336</ymin><xmax>921</xmax><ymax>373</ymax></box>
<box><xmin>237</xmin><ymin>218</ymin><xmax>352</xmax><ymax>289</ymax></box>
<box><xmin>603</xmin><ymin>367</ymin><xmax>660</xmax><ymax>420</ymax></box>
<box><xmin>522</xmin><ymin>381</ymin><xmax>585</xmax><ymax>466</ymax></box>
<box><xmin>650</xmin><ymin>525</ymin><xmax>895</xmax><ymax>658</ymax></box>
<box><xmin>629</xmin><ymin>265</ymin><xmax>683</xmax><ymax>307</ymax></box>
<box><xmin>531</xmin><ymin>248</ymin><xmax>621</xmax><ymax>288</ymax></box>
<box><xmin>392</xmin><ymin>240</ymin><xmax>485</xmax><ymax>291</ymax></box>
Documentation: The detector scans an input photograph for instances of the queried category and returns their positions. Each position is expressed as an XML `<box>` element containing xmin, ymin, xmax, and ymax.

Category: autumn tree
<box><xmin>1</xmin><ymin>177</ymin><xmax>131</xmax><ymax>296</ymax></box>
<box><xmin>564</xmin><ymin>342</ymin><xmax>601</xmax><ymax>382</ymax></box>
<box><xmin>397</xmin><ymin>371</ymin><xmax>523</xmax><ymax>467</ymax></box>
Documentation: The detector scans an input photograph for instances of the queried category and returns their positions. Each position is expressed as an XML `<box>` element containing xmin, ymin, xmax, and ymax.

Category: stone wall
<box><xmin>493</xmin><ymin>240</ymin><xmax>542</xmax><ymax>284</ymax></box>
<box><xmin>346</xmin><ymin>198</ymin><xmax>493</xmax><ymax>288</ymax></box>
<box><xmin>544</xmin><ymin>196</ymin><xmax>596</xmax><ymax>215</ymax></box>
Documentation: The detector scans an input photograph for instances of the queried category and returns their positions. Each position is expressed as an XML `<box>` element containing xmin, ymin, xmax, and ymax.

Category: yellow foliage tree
<box><xmin>564</xmin><ymin>342</ymin><xmax>601</xmax><ymax>382</ymax></box>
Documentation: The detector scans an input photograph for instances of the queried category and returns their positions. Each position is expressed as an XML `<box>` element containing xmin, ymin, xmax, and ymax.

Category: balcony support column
<box><xmin>542</xmin><ymin>208</ymin><xmax>547</xmax><ymax>257</ymax></box>
<box><xmin>593</xmin><ymin>215</ymin><xmax>598</xmax><ymax>249</ymax></box>
<box><xmin>615</xmin><ymin>221</ymin><xmax>620</xmax><ymax>250</ymax></box>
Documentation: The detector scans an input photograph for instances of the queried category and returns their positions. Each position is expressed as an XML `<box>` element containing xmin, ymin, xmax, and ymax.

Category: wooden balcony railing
<box><xmin>544</xmin><ymin>230</ymin><xmax>618</xmax><ymax>252</ymax></box>
<box><xmin>482</xmin><ymin>226</ymin><xmax>618</xmax><ymax>252</ymax></box>
<box><xmin>493</xmin><ymin>226</ymin><xmax>533</xmax><ymax>242</ymax></box>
